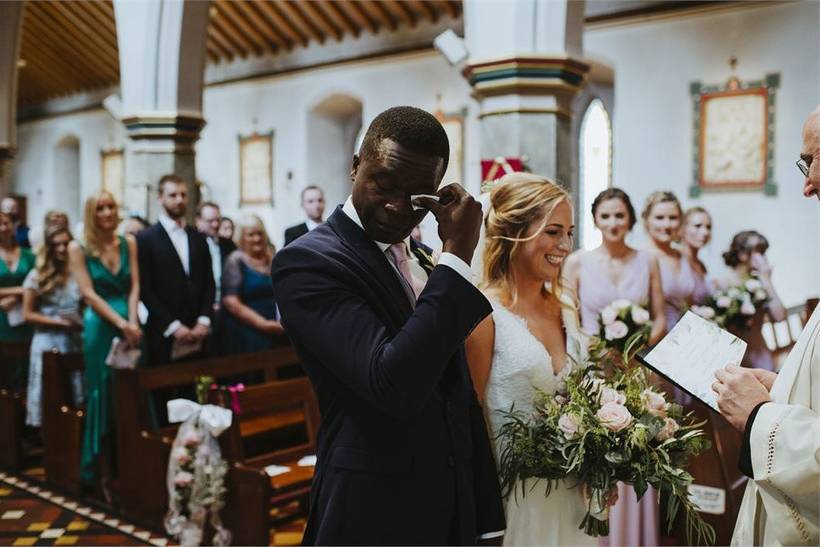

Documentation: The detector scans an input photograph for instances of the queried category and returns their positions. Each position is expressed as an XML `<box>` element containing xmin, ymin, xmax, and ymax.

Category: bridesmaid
<box><xmin>720</xmin><ymin>231</ymin><xmax>786</xmax><ymax>371</ymax></box>
<box><xmin>642</xmin><ymin>192</ymin><xmax>698</xmax><ymax>331</ymax></box>
<box><xmin>565</xmin><ymin>188</ymin><xmax>666</xmax><ymax>344</ymax></box>
<box><xmin>68</xmin><ymin>190</ymin><xmax>141</xmax><ymax>492</ymax></box>
<box><xmin>0</xmin><ymin>210</ymin><xmax>35</xmax><ymax>343</ymax></box>
<box><xmin>680</xmin><ymin>207</ymin><xmax>714</xmax><ymax>304</ymax></box>
<box><xmin>22</xmin><ymin>223</ymin><xmax>83</xmax><ymax>428</ymax></box>
<box><xmin>220</xmin><ymin>214</ymin><xmax>285</xmax><ymax>356</ymax></box>
<box><xmin>565</xmin><ymin>188</ymin><xmax>664</xmax><ymax>547</ymax></box>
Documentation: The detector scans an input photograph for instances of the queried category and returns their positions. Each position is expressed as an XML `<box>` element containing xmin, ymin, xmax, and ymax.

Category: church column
<box><xmin>113</xmin><ymin>0</ymin><xmax>210</xmax><ymax>221</ymax></box>
<box><xmin>462</xmin><ymin>0</ymin><xmax>589</xmax><ymax>195</ymax></box>
<box><xmin>0</xmin><ymin>1</ymin><xmax>24</xmax><ymax>196</ymax></box>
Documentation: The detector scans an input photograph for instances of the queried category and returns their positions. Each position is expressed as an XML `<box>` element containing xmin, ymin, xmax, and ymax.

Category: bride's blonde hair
<box><xmin>481</xmin><ymin>173</ymin><xmax>572</xmax><ymax>305</ymax></box>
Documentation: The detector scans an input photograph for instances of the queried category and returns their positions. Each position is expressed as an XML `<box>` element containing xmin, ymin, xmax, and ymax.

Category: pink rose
<box><xmin>604</xmin><ymin>320</ymin><xmax>628</xmax><ymax>341</ymax></box>
<box><xmin>173</xmin><ymin>447</ymin><xmax>191</xmax><ymax>465</ymax></box>
<box><xmin>174</xmin><ymin>470</ymin><xmax>193</xmax><ymax>487</ymax></box>
<box><xmin>740</xmin><ymin>299</ymin><xmax>756</xmax><ymax>316</ymax></box>
<box><xmin>641</xmin><ymin>389</ymin><xmax>667</xmax><ymax>417</ymax></box>
<box><xmin>596</xmin><ymin>402</ymin><xmax>633</xmax><ymax>432</ymax></box>
<box><xmin>630</xmin><ymin>306</ymin><xmax>650</xmax><ymax>325</ymax></box>
<box><xmin>558</xmin><ymin>413</ymin><xmax>583</xmax><ymax>440</ymax></box>
<box><xmin>656</xmin><ymin>417</ymin><xmax>680</xmax><ymax>441</ymax></box>
<box><xmin>182</xmin><ymin>432</ymin><xmax>201</xmax><ymax>447</ymax></box>
<box><xmin>599</xmin><ymin>386</ymin><xmax>626</xmax><ymax>406</ymax></box>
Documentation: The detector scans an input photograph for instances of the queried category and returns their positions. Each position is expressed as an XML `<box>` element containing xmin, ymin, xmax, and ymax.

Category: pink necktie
<box><xmin>388</xmin><ymin>243</ymin><xmax>425</xmax><ymax>300</ymax></box>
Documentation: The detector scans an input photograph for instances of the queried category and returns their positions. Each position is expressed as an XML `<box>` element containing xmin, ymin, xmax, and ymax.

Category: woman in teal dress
<box><xmin>0</xmin><ymin>210</ymin><xmax>35</xmax><ymax>343</ymax></box>
<box><xmin>68</xmin><ymin>190</ymin><xmax>142</xmax><ymax>492</ymax></box>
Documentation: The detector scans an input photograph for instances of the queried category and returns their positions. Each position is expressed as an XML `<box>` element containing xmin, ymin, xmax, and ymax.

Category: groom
<box><xmin>271</xmin><ymin>106</ymin><xmax>505</xmax><ymax>545</ymax></box>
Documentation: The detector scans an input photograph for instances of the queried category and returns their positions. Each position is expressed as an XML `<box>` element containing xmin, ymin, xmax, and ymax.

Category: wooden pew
<box><xmin>214</xmin><ymin>377</ymin><xmax>319</xmax><ymax>546</ymax></box>
<box><xmin>0</xmin><ymin>341</ymin><xmax>30</xmax><ymax>471</ymax></box>
<box><xmin>41</xmin><ymin>351</ymin><xmax>84</xmax><ymax>495</ymax></box>
<box><xmin>114</xmin><ymin>347</ymin><xmax>302</xmax><ymax>533</ymax></box>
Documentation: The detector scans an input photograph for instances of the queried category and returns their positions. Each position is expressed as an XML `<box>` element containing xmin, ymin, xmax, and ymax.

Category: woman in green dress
<box><xmin>0</xmin><ymin>210</ymin><xmax>35</xmax><ymax>343</ymax></box>
<box><xmin>68</xmin><ymin>190</ymin><xmax>142</xmax><ymax>493</ymax></box>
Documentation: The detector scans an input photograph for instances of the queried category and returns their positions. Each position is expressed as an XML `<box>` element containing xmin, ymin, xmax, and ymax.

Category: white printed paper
<box><xmin>264</xmin><ymin>464</ymin><xmax>290</xmax><ymax>477</ymax></box>
<box><xmin>6</xmin><ymin>304</ymin><xmax>24</xmax><ymax>327</ymax></box>
<box><xmin>297</xmin><ymin>455</ymin><xmax>317</xmax><ymax>467</ymax></box>
<box><xmin>688</xmin><ymin>484</ymin><xmax>726</xmax><ymax>515</ymax></box>
<box><xmin>641</xmin><ymin>311</ymin><xmax>747</xmax><ymax>411</ymax></box>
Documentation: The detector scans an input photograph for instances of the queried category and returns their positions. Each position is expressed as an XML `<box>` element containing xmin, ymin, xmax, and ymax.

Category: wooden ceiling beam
<box><xmin>300</xmin><ymin>1</ymin><xmax>342</xmax><ymax>42</ymax></box>
<box><xmin>205</xmin><ymin>43</ymin><xmax>220</xmax><ymax>63</ymax></box>
<box><xmin>412</xmin><ymin>0</ymin><xmax>438</xmax><ymax>23</ymax></box>
<box><xmin>20</xmin><ymin>35</ymin><xmax>97</xmax><ymax>93</ymax></box>
<box><xmin>17</xmin><ymin>48</ymin><xmax>77</xmax><ymax>98</ymax></box>
<box><xmin>342</xmin><ymin>1</ymin><xmax>378</xmax><ymax>34</ymax></box>
<box><xmin>48</xmin><ymin>0</ymin><xmax>123</xmax><ymax>72</ymax></box>
<box><xmin>206</xmin><ymin>24</ymin><xmax>236</xmax><ymax>62</ymax></box>
<box><xmin>210</xmin><ymin>4</ymin><xmax>257</xmax><ymax>58</ymax></box>
<box><xmin>277</xmin><ymin>1</ymin><xmax>326</xmax><ymax>45</ymax></box>
<box><xmin>62</xmin><ymin>0</ymin><xmax>118</xmax><ymax>53</ymax></box>
<box><xmin>362</xmin><ymin>1</ymin><xmax>397</xmax><ymax>31</ymax></box>
<box><xmin>244</xmin><ymin>0</ymin><xmax>295</xmax><ymax>51</ymax></box>
<box><xmin>384</xmin><ymin>1</ymin><xmax>416</xmax><ymax>27</ymax></box>
<box><xmin>255</xmin><ymin>0</ymin><xmax>307</xmax><ymax>48</ymax></box>
<box><xmin>219</xmin><ymin>0</ymin><xmax>276</xmax><ymax>55</ymax></box>
<box><xmin>442</xmin><ymin>1</ymin><xmax>460</xmax><ymax>18</ymax></box>
<box><xmin>320</xmin><ymin>1</ymin><xmax>359</xmax><ymax>39</ymax></box>
<box><xmin>82</xmin><ymin>1</ymin><xmax>120</xmax><ymax>51</ymax></box>
<box><xmin>26</xmin><ymin>3</ymin><xmax>119</xmax><ymax>82</ymax></box>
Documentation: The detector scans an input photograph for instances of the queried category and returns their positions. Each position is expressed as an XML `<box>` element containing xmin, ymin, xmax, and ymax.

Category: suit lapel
<box><xmin>154</xmin><ymin>223</ymin><xmax>188</xmax><ymax>279</ymax></box>
<box><xmin>326</xmin><ymin>208</ymin><xmax>413</xmax><ymax>319</ymax></box>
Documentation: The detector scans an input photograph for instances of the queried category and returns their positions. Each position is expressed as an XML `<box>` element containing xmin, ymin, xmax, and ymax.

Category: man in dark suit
<box><xmin>195</xmin><ymin>201</ymin><xmax>236</xmax><ymax>308</ymax></box>
<box><xmin>137</xmin><ymin>174</ymin><xmax>215</xmax><ymax>365</ymax></box>
<box><xmin>283</xmin><ymin>185</ymin><xmax>325</xmax><ymax>246</ymax></box>
<box><xmin>272</xmin><ymin>106</ymin><xmax>505</xmax><ymax>545</ymax></box>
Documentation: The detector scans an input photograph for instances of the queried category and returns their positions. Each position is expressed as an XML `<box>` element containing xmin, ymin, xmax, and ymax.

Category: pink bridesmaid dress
<box><xmin>657</xmin><ymin>255</ymin><xmax>698</xmax><ymax>331</ymax></box>
<box><xmin>576</xmin><ymin>250</ymin><xmax>660</xmax><ymax>547</ymax></box>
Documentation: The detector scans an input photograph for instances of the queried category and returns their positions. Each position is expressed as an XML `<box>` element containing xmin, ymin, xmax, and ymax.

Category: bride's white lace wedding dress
<box><xmin>484</xmin><ymin>295</ymin><xmax>596</xmax><ymax>546</ymax></box>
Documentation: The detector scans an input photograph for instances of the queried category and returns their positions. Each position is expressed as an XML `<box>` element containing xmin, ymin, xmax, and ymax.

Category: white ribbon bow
<box><xmin>167</xmin><ymin>399</ymin><xmax>232</xmax><ymax>438</ymax></box>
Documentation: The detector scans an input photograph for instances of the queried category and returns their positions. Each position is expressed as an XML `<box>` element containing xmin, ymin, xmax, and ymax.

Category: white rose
<box><xmin>604</xmin><ymin>320</ymin><xmax>629</xmax><ymax>341</ymax></box>
<box><xmin>600</xmin><ymin>306</ymin><xmax>618</xmax><ymax>326</ymax></box>
<box><xmin>691</xmin><ymin>305</ymin><xmax>716</xmax><ymax>320</ymax></box>
<box><xmin>611</xmin><ymin>299</ymin><xmax>632</xmax><ymax>312</ymax></box>
<box><xmin>596</xmin><ymin>402</ymin><xmax>633</xmax><ymax>432</ymax></box>
<box><xmin>655</xmin><ymin>417</ymin><xmax>680</xmax><ymax>441</ymax></box>
<box><xmin>173</xmin><ymin>447</ymin><xmax>191</xmax><ymax>465</ymax></box>
<box><xmin>728</xmin><ymin>287</ymin><xmax>741</xmax><ymax>299</ymax></box>
<box><xmin>641</xmin><ymin>389</ymin><xmax>667</xmax><ymax>417</ymax></box>
<box><xmin>716</xmin><ymin>296</ymin><xmax>732</xmax><ymax>309</ymax></box>
<box><xmin>754</xmin><ymin>289</ymin><xmax>768</xmax><ymax>302</ymax></box>
<box><xmin>174</xmin><ymin>470</ymin><xmax>193</xmax><ymax>487</ymax></box>
<box><xmin>599</xmin><ymin>386</ymin><xmax>627</xmax><ymax>406</ymax></box>
<box><xmin>740</xmin><ymin>299</ymin><xmax>756</xmax><ymax>316</ymax></box>
<box><xmin>558</xmin><ymin>413</ymin><xmax>583</xmax><ymax>440</ymax></box>
<box><xmin>745</xmin><ymin>279</ymin><xmax>763</xmax><ymax>292</ymax></box>
<box><xmin>630</xmin><ymin>306</ymin><xmax>650</xmax><ymax>325</ymax></box>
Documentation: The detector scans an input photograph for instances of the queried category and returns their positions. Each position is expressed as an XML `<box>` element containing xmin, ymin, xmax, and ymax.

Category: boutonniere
<box><xmin>415</xmin><ymin>246</ymin><xmax>437</xmax><ymax>266</ymax></box>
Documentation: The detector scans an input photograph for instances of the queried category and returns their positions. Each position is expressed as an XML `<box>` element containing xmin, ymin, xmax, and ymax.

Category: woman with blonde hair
<box><xmin>680</xmin><ymin>206</ymin><xmax>714</xmax><ymax>304</ymax></box>
<box><xmin>466</xmin><ymin>172</ymin><xmax>610</xmax><ymax>545</ymax></box>
<box><xmin>219</xmin><ymin>214</ymin><xmax>285</xmax><ymax>357</ymax></box>
<box><xmin>68</xmin><ymin>190</ymin><xmax>141</xmax><ymax>492</ymax></box>
<box><xmin>22</xmin><ymin>223</ymin><xmax>83</xmax><ymax>428</ymax></box>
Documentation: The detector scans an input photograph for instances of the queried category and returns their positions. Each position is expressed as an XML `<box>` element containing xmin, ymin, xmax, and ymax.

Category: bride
<box><xmin>466</xmin><ymin>173</ymin><xmax>613</xmax><ymax>546</ymax></box>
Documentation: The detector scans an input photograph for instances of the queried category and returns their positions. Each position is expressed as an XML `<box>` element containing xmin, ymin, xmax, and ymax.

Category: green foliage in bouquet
<box><xmin>496</xmin><ymin>359</ymin><xmax>715</xmax><ymax>545</ymax></box>
<box><xmin>691</xmin><ymin>278</ymin><xmax>768</xmax><ymax>330</ymax></box>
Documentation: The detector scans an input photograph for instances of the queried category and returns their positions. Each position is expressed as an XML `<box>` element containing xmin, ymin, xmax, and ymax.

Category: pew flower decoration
<box><xmin>164</xmin><ymin>399</ymin><xmax>232</xmax><ymax>547</ymax></box>
<box><xmin>691</xmin><ymin>278</ymin><xmax>769</xmax><ymax>329</ymax></box>
<box><xmin>496</xmin><ymin>360</ymin><xmax>714</xmax><ymax>544</ymax></box>
<box><xmin>590</xmin><ymin>299</ymin><xmax>652</xmax><ymax>360</ymax></box>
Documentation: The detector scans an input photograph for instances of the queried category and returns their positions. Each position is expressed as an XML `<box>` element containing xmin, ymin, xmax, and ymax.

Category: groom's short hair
<box><xmin>359</xmin><ymin>106</ymin><xmax>450</xmax><ymax>172</ymax></box>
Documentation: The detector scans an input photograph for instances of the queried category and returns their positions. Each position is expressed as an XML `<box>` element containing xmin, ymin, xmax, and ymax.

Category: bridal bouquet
<box><xmin>496</xmin><ymin>361</ymin><xmax>714</xmax><ymax>544</ymax></box>
<box><xmin>691</xmin><ymin>278</ymin><xmax>768</xmax><ymax>329</ymax></box>
<box><xmin>591</xmin><ymin>299</ymin><xmax>652</xmax><ymax>358</ymax></box>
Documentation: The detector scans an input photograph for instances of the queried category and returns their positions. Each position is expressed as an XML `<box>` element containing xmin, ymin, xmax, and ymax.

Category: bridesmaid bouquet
<box><xmin>691</xmin><ymin>278</ymin><xmax>768</xmax><ymax>329</ymax></box>
<box><xmin>496</xmin><ymin>360</ymin><xmax>714</xmax><ymax>544</ymax></box>
<box><xmin>591</xmin><ymin>299</ymin><xmax>652</xmax><ymax>357</ymax></box>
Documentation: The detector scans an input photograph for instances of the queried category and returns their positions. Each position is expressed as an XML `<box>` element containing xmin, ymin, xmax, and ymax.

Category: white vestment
<box><xmin>732</xmin><ymin>307</ymin><xmax>820</xmax><ymax>546</ymax></box>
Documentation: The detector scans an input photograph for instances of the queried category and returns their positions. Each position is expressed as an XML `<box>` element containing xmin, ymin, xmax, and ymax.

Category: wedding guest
<box><xmin>284</xmin><ymin>185</ymin><xmax>325</xmax><ymax>246</ymax></box>
<box><xmin>1</xmin><ymin>196</ymin><xmax>30</xmax><ymax>248</ymax></box>
<box><xmin>564</xmin><ymin>188</ymin><xmax>666</xmax><ymax>344</ymax></box>
<box><xmin>720</xmin><ymin>231</ymin><xmax>786</xmax><ymax>371</ymax></box>
<box><xmin>22</xmin><ymin>224</ymin><xmax>82</xmax><ymax>428</ymax></box>
<box><xmin>195</xmin><ymin>201</ymin><xmax>236</xmax><ymax>308</ymax></box>
<box><xmin>680</xmin><ymin>207</ymin><xmax>714</xmax><ymax>304</ymax></box>
<box><xmin>0</xmin><ymin>210</ymin><xmax>35</xmax><ymax>343</ymax></box>
<box><xmin>220</xmin><ymin>214</ymin><xmax>285</xmax><ymax>356</ymax></box>
<box><xmin>30</xmin><ymin>210</ymin><xmax>70</xmax><ymax>249</ymax></box>
<box><xmin>642</xmin><ymin>191</ymin><xmax>697</xmax><ymax>331</ymax></box>
<box><xmin>68</xmin><ymin>190</ymin><xmax>141</xmax><ymax>489</ymax></box>
<box><xmin>218</xmin><ymin>216</ymin><xmax>234</xmax><ymax>241</ymax></box>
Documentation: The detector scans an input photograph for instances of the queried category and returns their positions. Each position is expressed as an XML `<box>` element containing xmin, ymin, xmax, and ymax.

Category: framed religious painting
<box><xmin>239</xmin><ymin>131</ymin><xmax>274</xmax><ymax>206</ymax></box>
<box><xmin>101</xmin><ymin>148</ymin><xmax>125</xmax><ymax>205</ymax></box>
<box><xmin>690</xmin><ymin>73</ymin><xmax>779</xmax><ymax>196</ymax></box>
<box><xmin>436</xmin><ymin>109</ymin><xmax>465</xmax><ymax>186</ymax></box>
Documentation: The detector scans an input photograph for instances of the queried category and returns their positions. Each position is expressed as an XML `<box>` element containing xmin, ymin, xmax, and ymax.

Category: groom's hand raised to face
<box><xmin>413</xmin><ymin>184</ymin><xmax>483</xmax><ymax>265</ymax></box>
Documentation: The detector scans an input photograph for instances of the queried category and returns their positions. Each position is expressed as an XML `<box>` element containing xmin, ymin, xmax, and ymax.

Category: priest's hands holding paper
<box><xmin>713</xmin><ymin>364</ymin><xmax>773</xmax><ymax>431</ymax></box>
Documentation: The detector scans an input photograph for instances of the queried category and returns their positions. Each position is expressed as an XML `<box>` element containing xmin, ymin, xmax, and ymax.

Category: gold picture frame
<box><xmin>101</xmin><ymin>148</ymin><xmax>125</xmax><ymax>204</ymax></box>
<box><xmin>239</xmin><ymin>131</ymin><xmax>274</xmax><ymax>205</ymax></box>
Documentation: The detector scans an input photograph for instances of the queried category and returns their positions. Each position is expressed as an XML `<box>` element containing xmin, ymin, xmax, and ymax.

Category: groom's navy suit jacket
<box><xmin>271</xmin><ymin>207</ymin><xmax>505</xmax><ymax>545</ymax></box>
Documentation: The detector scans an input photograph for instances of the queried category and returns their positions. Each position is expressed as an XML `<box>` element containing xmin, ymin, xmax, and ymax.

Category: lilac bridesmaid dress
<box><xmin>576</xmin><ymin>250</ymin><xmax>660</xmax><ymax>547</ymax></box>
<box><xmin>657</xmin><ymin>255</ymin><xmax>698</xmax><ymax>331</ymax></box>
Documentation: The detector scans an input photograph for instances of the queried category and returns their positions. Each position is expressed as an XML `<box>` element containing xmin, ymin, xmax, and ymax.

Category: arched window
<box><xmin>579</xmin><ymin>99</ymin><xmax>612</xmax><ymax>249</ymax></box>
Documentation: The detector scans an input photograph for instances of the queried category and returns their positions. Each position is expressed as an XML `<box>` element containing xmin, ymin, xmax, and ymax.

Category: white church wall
<box><xmin>584</xmin><ymin>1</ymin><xmax>820</xmax><ymax>307</ymax></box>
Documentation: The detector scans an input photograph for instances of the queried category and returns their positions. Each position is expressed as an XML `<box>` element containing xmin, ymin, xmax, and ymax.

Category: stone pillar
<box><xmin>0</xmin><ymin>1</ymin><xmax>24</xmax><ymax>196</ymax></box>
<box><xmin>114</xmin><ymin>0</ymin><xmax>209</xmax><ymax>221</ymax></box>
<box><xmin>462</xmin><ymin>0</ymin><xmax>589</xmax><ymax>196</ymax></box>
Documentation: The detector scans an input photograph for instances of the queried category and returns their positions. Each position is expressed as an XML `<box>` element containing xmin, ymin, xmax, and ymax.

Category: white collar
<box><xmin>159</xmin><ymin>213</ymin><xmax>185</xmax><ymax>232</ymax></box>
<box><xmin>305</xmin><ymin>218</ymin><xmax>321</xmax><ymax>231</ymax></box>
<box><xmin>341</xmin><ymin>196</ymin><xmax>409</xmax><ymax>253</ymax></box>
